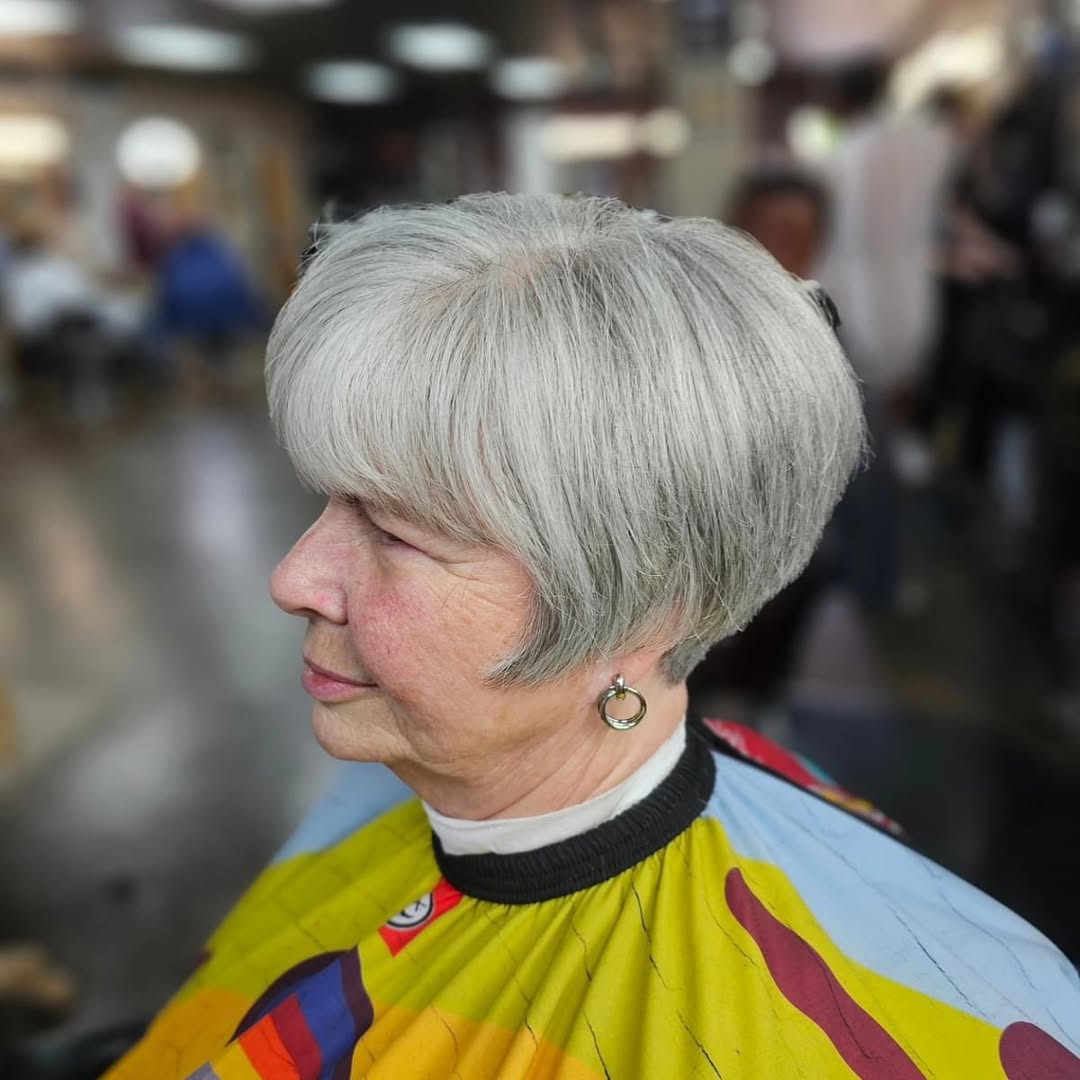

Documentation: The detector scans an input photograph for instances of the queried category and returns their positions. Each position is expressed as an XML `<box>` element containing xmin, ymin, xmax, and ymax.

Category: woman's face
<box><xmin>270</xmin><ymin>497</ymin><xmax>593</xmax><ymax>777</ymax></box>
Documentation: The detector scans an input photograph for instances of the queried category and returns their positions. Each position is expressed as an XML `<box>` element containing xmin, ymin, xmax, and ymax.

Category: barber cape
<box><xmin>107</xmin><ymin>718</ymin><xmax>1080</xmax><ymax>1079</ymax></box>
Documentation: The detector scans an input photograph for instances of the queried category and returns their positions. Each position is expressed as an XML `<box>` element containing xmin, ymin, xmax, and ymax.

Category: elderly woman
<box><xmin>108</xmin><ymin>195</ymin><xmax>1079</xmax><ymax>1079</ymax></box>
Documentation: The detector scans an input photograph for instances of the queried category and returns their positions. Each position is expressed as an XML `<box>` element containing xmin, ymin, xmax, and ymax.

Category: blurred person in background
<box><xmin>105</xmin><ymin>194</ymin><xmax>1079</xmax><ymax>1080</ymax></box>
<box><xmin>819</xmin><ymin>56</ymin><xmax>953</xmax><ymax>610</ymax></box>
<box><xmin>690</xmin><ymin>166</ymin><xmax>836</xmax><ymax>720</ymax></box>
<box><xmin>728</xmin><ymin>166</ymin><xmax>829</xmax><ymax>279</ymax></box>
<box><xmin>942</xmin><ymin>44</ymin><xmax>1080</xmax><ymax>726</ymax></box>
<box><xmin>117</xmin><ymin>184</ymin><xmax>167</xmax><ymax>274</ymax></box>
<box><xmin>940</xmin><ymin>63</ymin><xmax>1062</xmax><ymax>571</ymax></box>
<box><xmin>146</xmin><ymin>207</ymin><xmax>266</xmax><ymax>393</ymax></box>
<box><xmin>918</xmin><ymin>87</ymin><xmax>1017</xmax><ymax>434</ymax></box>
<box><xmin>2</xmin><ymin>212</ymin><xmax>151</xmax><ymax>427</ymax></box>
<box><xmin>1</xmin><ymin>215</ymin><xmax>108</xmax><ymax>422</ymax></box>
<box><xmin>917</xmin><ymin>47</ymin><xmax>1080</xmax><ymax>736</ymax></box>
<box><xmin>821</xmin><ymin>56</ymin><xmax>953</xmax><ymax>424</ymax></box>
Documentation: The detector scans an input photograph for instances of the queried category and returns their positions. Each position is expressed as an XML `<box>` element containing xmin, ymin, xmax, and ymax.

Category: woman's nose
<box><xmin>270</xmin><ymin>514</ymin><xmax>348</xmax><ymax>624</ymax></box>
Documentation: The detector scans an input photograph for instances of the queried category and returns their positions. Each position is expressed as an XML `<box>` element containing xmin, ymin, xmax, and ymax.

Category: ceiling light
<box><xmin>114</xmin><ymin>25</ymin><xmax>255</xmax><ymax>72</ymax></box>
<box><xmin>307</xmin><ymin>60</ymin><xmax>399</xmax><ymax>104</ymax></box>
<box><xmin>0</xmin><ymin>114</ymin><xmax>68</xmax><ymax>177</ymax></box>
<box><xmin>207</xmin><ymin>0</ymin><xmax>334</xmax><ymax>10</ymax></box>
<box><xmin>639</xmin><ymin>108</ymin><xmax>690</xmax><ymax>157</ymax></box>
<box><xmin>728</xmin><ymin>38</ymin><xmax>776</xmax><ymax>86</ymax></box>
<box><xmin>540</xmin><ymin>114</ymin><xmax>638</xmax><ymax>162</ymax></box>
<box><xmin>386</xmin><ymin>22</ymin><xmax>493</xmax><ymax>72</ymax></box>
<box><xmin>786</xmin><ymin>106</ymin><xmax>837</xmax><ymax>163</ymax></box>
<box><xmin>491</xmin><ymin>57</ymin><xmax>567</xmax><ymax>100</ymax></box>
<box><xmin>0</xmin><ymin>0</ymin><xmax>79</xmax><ymax>36</ymax></box>
<box><xmin>117</xmin><ymin>117</ymin><xmax>202</xmax><ymax>188</ymax></box>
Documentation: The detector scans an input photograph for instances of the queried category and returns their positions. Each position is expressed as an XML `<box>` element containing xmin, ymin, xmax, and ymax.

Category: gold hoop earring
<box><xmin>598</xmin><ymin>675</ymin><xmax>647</xmax><ymax>731</ymax></box>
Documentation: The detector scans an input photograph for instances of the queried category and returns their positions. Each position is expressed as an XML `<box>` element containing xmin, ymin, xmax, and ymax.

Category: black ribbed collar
<box><xmin>432</xmin><ymin>717</ymin><xmax>717</xmax><ymax>905</ymax></box>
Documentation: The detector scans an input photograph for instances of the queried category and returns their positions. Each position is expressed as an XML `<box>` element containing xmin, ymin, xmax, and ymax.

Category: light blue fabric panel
<box><xmin>272</xmin><ymin>762</ymin><xmax>413</xmax><ymax>864</ymax></box>
<box><xmin>704</xmin><ymin>750</ymin><xmax>1080</xmax><ymax>1052</ymax></box>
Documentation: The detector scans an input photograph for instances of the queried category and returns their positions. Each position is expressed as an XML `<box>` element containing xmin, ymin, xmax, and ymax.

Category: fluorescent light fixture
<box><xmin>207</xmin><ymin>0</ymin><xmax>334</xmax><ymax>10</ymax></box>
<box><xmin>491</xmin><ymin>57</ymin><xmax>567</xmax><ymax>100</ymax></box>
<box><xmin>540</xmin><ymin>113</ymin><xmax>638</xmax><ymax>162</ymax></box>
<box><xmin>786</xmin><ymin>106</ymin><xmax>836</xmax><ymax>163</ymax></box>
<box><xmin>386</xmin><ymin>22</ymin><xmax>493</xmax><ymax>72</ymax></box>
<box><xmin>0</xmin><ymin>114</ymin><xmax>68</xmax><ymax>176</ymax></box>
<box><xmin>114</xmin><ymin>24</ymin><xmax>255</xmax><ymax>72</ymax></box>
<box><xmin>728</xmin><ymin>38</ymin><xmax>776</xmax><ymax>86</ymax></box>
<box><xmin>307</xmin><ymin>60</ymin><xmax>399</xmax><ymax>104</ymax></box>
<box><xmin>0</xmin><ymin>0</ymin><xmax>79</xmax><ymax>36</ymax></box>
<box><xmin>541</xmin><ymin>110</ymin><xmax>691</xmax><ymax>162</ymax></box>
<box><xmin>639</xmin><ymin>108</ymin><xmax>690</xmax><ymax>157</ymax></box>
<box><xmin>117</xmin><ymin>117</ymin><xmax>202</xmax><ymax>188</ymax></box>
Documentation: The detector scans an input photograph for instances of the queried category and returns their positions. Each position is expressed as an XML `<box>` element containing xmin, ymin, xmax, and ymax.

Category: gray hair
<box><xmin>267</xmin><ymin>193</ymin><xmax>865</xmax><ymax>685</ymax></box>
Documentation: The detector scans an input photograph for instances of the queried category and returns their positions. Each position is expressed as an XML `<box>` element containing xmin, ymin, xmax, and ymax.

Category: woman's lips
<box><xmin>301</xmin><ymin>659</ymin><xmax>378</xmax><ymax>702</ymax></box>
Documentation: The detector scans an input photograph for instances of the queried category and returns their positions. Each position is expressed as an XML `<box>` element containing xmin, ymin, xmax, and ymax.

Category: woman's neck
<box><xmin>393</xmin><ymin>678</ymin><xmax>689</xmax><ymax>821</ymax></box>
<box><xmin>425</xmin><ymin>721</ymin><xmax>687</xmax><ymax>855</ymax></box>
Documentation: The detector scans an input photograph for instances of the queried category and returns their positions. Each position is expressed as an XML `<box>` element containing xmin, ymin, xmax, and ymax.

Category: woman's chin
<box><xmin>309</xmin><ymin>699</ymin><xmax>396</xmax><ymax>763</ymax></box>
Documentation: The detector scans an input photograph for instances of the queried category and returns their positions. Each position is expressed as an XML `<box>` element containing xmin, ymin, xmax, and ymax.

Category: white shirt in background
<box><xmin>819</xmin><ymin>110</ymin><xmax>953</xmax><ymax>393</ymax></box>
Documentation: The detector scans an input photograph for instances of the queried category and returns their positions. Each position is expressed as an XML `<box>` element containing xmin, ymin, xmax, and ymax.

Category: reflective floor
<box><xmin>1</xmin><ymin>397</ymin><xmax>1078</xmax><ymax>1048</ymax></box>
<box><xmin>0</xmin><ymin>401</ymin><xmax>336</xmax><ymax>1041</ymax></box>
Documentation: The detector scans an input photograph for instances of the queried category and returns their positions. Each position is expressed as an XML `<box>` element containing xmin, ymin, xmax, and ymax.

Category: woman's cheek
<box><xmin>347</xmin><ymin>587</ymin><xmax>436</xmax><ymax>675</ymax></box>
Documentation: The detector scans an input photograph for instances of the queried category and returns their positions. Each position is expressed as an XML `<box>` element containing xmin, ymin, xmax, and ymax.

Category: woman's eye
<box><xmin>335</xmin><ymin>497</ymin><xmax>419</xmax><ymax>551</ymax></box>
<box><xmin>374</xmin><ymin>525</ymin><xmax>406</xmax><ymax>546</ymax></box>
<box><xmin>370</xmin><ymin>519</ymin><xmax>418</xmax><ymax>550</ymax></box>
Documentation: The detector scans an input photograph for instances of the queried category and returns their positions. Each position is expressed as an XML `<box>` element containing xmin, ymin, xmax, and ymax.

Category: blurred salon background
<box><xmin>0</xmin><ymin>0</ymin><xmax>1078</xmax><ymax>1072</ymax></box>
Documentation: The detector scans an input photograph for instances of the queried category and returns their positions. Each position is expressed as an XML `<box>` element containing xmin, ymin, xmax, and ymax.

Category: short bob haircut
<box><xmin>267</xmin><ymin>193</ymin><xmax>865</xmax><ymax>685</ymax></box>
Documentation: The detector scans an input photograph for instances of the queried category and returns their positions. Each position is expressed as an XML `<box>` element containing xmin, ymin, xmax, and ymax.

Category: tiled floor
<box><xmin>1</xmin><ymin>399</ymin><xmax>1077</xmax><ymax>1055</ymax></box>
